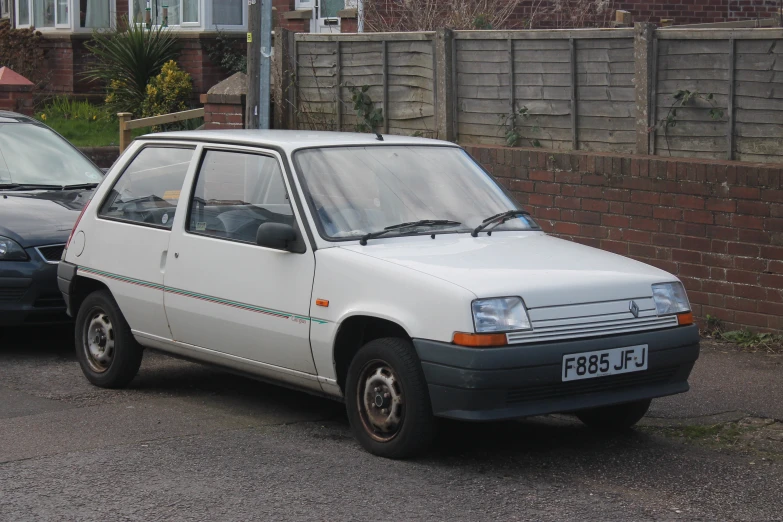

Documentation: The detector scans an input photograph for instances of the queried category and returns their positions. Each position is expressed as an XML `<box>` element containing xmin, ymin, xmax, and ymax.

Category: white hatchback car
<box><xmin>58</xmin><ymin>130</ymin><xmax>699</xmax><ymax>458</ymax></box>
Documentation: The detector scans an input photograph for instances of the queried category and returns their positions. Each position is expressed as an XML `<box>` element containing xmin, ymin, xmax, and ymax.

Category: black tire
<box><xmin>576</xmin><ymin>399</ymin><xmax>652</xmax><ymax>432</ymax></box>
<box><xmin>74</xmin><ymin>289</ymin><xmax>143</xmax><ymax>388</ymax></box>
<box><xmin>345</xmin><ymin>337</ymin><xmax>436</xmax><ymax>459</ymax></box>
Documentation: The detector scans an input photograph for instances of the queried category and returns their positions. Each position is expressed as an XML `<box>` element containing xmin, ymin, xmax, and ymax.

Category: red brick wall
<box><xmin>341</xmin><ymin>16</ymin><xmax>358</xmax><ymax>32</ymax></box>
<box><xmin>466</xmin><ymin>144</ymin><xmax>783</xmax><ymax>332</ymax></box>
<box><xmin>201</xmin><ymin>94</ymin><xmax>245</xmax><ymax>129</ymax></box>
<box><xmin>178</xmin><ymin>37</ymin><xmax>226</xmax><ymax>97</ymax></box>
<box><xmin>39</xmin><ymin>38</ymin><xmax>74</xmax><ymax>93</ymax></box>
<box><xmin>365</xmin><ymin>0</ymin><xmax>779</xmax><ymax>29</ymax></box>
<box><xmin>38</xmin><ymin>34</ymin><xmax>242</xmax><ymax>99</ymax></box>
<box><xmin>612</xmin><ymin>0</ymin><xmax>781</xmax><ymax>24</ymax></box>
<box><xmin>0</xmin><ymin>86</ymin><xmax>33</xmax><ymax>115</ymax></box>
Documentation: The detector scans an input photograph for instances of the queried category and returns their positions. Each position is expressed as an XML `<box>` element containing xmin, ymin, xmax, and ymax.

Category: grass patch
<box><xmin>41</xmin><ymin>116</ymin><xmax>154</xmax><ymax>147</ymax></box>
<box><xmin>35</xmin><ymin>97</ymin><xmax>201</xmax><ymax>148</ymax></box>
<box><xmin>701</xmin><ymin>315</ymin><xmax>783</xmax><ymax>355</ymax></box>
<box><xmin>718</xmin><ymin>330</ymin><xmax>783</xmax><ymax>354</ymax></box>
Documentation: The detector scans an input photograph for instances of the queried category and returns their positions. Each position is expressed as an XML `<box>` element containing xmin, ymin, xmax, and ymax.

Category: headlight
<box><xmin>472</xmin><ymin>297</ymin><xmax>532</xmax><ymax>333</ymax></box>
<box><xmin>652</xmin><ymin>282</ymin><xmax>690</xmax><ymax>315</ymax></box>
<box><xmin>0</xmin><ymin>236</ymin><xmax>28</xmax><ymax>261</ymax></box>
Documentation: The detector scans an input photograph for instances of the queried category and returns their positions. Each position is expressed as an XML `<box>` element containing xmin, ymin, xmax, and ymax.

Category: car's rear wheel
<box><xmin>75</xmin><ymin>289</ymin><xmax>143</xmax><ymax>388</ymax></box>
<box><xmin>345</xmin><ymin>337</ymin><xmax>436</xmax><ymax>459</ymax></box>
<box><xmin>576</xmin><ymin>399</ymin><xmax>652</xmax><ymax>432</ymax></box>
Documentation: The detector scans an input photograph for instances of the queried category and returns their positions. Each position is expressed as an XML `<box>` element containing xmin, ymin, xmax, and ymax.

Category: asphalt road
<box><xmin>1</xmin><ymin>327</ymin><xmax>781</xmax><ymax>521</ymax></box>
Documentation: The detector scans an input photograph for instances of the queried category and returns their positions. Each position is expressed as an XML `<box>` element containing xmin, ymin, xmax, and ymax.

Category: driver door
<box><xmin>163</xmin><ymin>146</ymin><xmax>318</xmax><ymax>374</ymax></box>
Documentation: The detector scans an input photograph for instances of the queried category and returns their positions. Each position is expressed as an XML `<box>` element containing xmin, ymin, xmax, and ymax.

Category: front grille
<box><xmin>35</xmin><ymin>244</ymin><xmax>66</xmax><ymax>263</ymax></box>
<box><xmin>506</xmin><ymin>367</ymin><xmax>677</xmax><ymax>404</ymax></box>
<box><xmin>0</xmin><ymin>288</ymin><xmax>26</xmax><ymax>301</ymax></box>
<box><xmin>508</xmin><ymin>298</ymin><xmax>679</xmax><ymax>344</ymax></box>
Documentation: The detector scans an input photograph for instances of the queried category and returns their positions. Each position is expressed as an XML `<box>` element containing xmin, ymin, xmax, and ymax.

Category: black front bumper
<box><xmin>0</xmin><ymin>253</ymin><xmax>70</xmax><ymax>327</ymax></box>
<box><xmin>414</xmin><ymin>325</ymin><xmax>700</xmax><ymax>421</ymax></box>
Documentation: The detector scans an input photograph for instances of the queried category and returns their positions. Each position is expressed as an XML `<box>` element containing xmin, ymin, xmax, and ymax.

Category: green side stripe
<box><xmin>78</xmin><ymin>266</ymin><xmax>328</xmax><ymax>325</ymax></box>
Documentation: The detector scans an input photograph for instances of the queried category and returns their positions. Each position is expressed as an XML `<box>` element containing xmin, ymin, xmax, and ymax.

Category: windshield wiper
<box><xmin>0</xmin><ymin>183</ymin><xmax>62</xmax><ymax>191</ymax></box>
<box><xmin>471</xmin><ymin>210</ymin><xmax>531</xmax><ymax>237</ymax></box>
<box><xmin>359</xmin><ymin>219</ymin><xmax>462</xmax><ymax>245</ymax></box>
<box><xmin>0</xmin><ymin>183</ymin><xmax>99</xmax><ymax>191</ymax></box>
<box><xmin>62</xmin><ymin>183</ymin><xmax>99</xmax><ymax>190</ymax></box>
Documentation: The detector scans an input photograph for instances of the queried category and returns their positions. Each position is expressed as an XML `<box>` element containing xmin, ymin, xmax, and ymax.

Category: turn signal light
<box><xmin>677</xmin><ymin>312</ymin><xmax>694</xmax><ymax>326</ymax></box>
<box><xmin>315</xmin><ymin>299</ymin><xmax>329</xmax><ymax>307</ymax></box>
<box><xmin>453</xmin><ymin>332</ymin><xmax>507</xmax><ymax>348</ymax></box>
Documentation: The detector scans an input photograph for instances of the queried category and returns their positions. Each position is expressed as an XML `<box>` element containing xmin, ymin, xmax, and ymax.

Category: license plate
<box><xmin>562</xmin><ymin>345</ymin><xmax>648</xmax><ymax>382</ymax></box>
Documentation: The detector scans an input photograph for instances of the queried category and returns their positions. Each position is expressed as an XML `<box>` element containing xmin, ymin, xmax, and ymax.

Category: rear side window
<box><xmin>187</xmin><ymin>150</ymin><xmax>293</xmax><ymax>244</ymax></box>
<box><xmin>99</xmin><ymin>147</ymin><xmax>194</xmax><ymax>229</ymax></box>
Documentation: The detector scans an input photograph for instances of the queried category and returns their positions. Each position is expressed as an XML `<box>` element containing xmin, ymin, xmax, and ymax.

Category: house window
<box><xmin>212</xmin><ymin>0</ymin><xmax>241</xmax><ymax>25</ymax></box>
<box><xmin>80</xmin><ymin>0</ymin><xmax>112</xmax><ymax>27</ymax></box>
<box><xmin>16</xmin><ymin>0</ymin><xmax>69</xmax><ymax>27</ymax></box>
<box><xmin>132</xmin><ymin>0</ymin><xmax>198</xmax><ymax>25</ymax></box>
<box><xmin>2</xmin><ymin>0</ymin><xmax>11</xmax><ymax>18</ymax></box>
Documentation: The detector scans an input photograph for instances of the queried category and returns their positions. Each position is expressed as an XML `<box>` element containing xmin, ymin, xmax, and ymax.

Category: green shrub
<box><xmin>205</xmin><ymin>29</ymin><xmax>246</xmax><ymax>75</ymax></box>
<box><xmin>141</xmin><ymin>60</ymin><xmax>193</xmax><ymax>131</ymax></box>
<box><xmin>84</xmin><ymin>18</ymin><xmax>179</xmax><ymax>116</ymax></box>
<box><xmin>0</xmin><ymin>19</ymin><xmax>47</xmax><ymax>87</ymax></box>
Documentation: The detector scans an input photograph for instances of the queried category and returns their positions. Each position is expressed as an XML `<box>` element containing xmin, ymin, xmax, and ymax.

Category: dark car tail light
<box><xmin>66</xmin><ymin>198</ymin><xmax>91</xmax><ymax>250</ymax></box>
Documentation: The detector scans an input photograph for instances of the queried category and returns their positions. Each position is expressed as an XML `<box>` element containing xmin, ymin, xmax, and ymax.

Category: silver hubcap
<box><xmin>84</xmin><ymin>310</ymin><xmax>114</xmax><ymax>373</ymax></box>
<box><xmin>358</xmin><ymin>362</ymin><xmax>404</xmax><ymax>442</ymax></box>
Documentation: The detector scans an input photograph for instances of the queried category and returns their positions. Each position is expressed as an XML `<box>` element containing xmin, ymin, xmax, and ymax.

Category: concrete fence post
<box><xmin>633</xmin><ymin>23</ymin><xmax>655</xmax><ymax>155</ymax></box>
<box><xmin>117</xmin><ymin>112</ymin><xmax>132</xmax><ymax>154</ymax></box>
<box><xmin>434</xmin><ymin>28</ymin><xmax>454</xmax><ymax>142</ymax></box>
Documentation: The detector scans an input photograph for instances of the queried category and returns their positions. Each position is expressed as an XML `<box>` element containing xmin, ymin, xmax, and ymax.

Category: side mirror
<box><xmin>256</xmin><ymin>222</ymin><xmax>297</xmax><ymax>251</ymax></box>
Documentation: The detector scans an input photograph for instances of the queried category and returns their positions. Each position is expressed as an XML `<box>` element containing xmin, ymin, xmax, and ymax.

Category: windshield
<box><xmin>293</xmin><ymin>146</ymin><xmax>539</xmax><ymax>241</ymax></box>
<box><xmin>0</xmin><ymin>123</ymin><xmax>103</xmax><ymax>186</ymax></box>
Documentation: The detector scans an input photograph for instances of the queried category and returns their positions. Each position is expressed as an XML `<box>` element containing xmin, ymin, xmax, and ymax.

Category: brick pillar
<box><xmin>199</xmin><ymin>71</ymin><xmax>247</xmax><ymax>130</ymax></box>
<box><xmin>338</xmin><ymin>8</ymin><xmax>358</xmax><ymax>32</ymax></box>
<box><xmin>0</xmin><ymin>67</ymin><xmax>34</xmax><ymax>116</ymax></box>
<box><xmin>39</xmin><ymin>36</ymin><xmax>75</xmax><ymax>94</ymax></box>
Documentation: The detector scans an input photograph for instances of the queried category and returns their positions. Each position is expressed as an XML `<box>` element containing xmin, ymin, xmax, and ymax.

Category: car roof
<box><xmin>139</xmin><ymin>129</ymin><xmax>461</xmax><ymax>153</ymax></box>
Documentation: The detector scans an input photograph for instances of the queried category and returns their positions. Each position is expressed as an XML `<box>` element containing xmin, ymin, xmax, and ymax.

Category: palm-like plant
<box><xmin>84</xmin><ymin>18</ymin><xmax>179</xmax><ymax>116</ymax></box>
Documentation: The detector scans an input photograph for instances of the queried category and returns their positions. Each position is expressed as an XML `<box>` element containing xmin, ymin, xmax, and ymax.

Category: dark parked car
<box><xmin>0</xmin><ymin>111</ymin><xmax>103</xmax><ymax>327</ymax></box>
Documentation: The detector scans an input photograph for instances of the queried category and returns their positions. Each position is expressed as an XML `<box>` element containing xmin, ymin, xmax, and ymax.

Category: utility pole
<box><xmin>245</xmin><ymin>0</ymin><xmax>273</xmax><ymax>129</ymax></box>
<box><xmin>258</xmin><ymin>0</ymin><xmax>273</xmax><ymax>129</ymax></box>
<box><xmin>245</xmin><ymin>0</ymin><xmax>260</xmax><ymax>129</ymax></box>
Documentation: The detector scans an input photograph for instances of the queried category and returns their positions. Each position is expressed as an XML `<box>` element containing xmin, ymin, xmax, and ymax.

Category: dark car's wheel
<box><xmin>75</xmin><ymin>289</ymin><xmax>143</xmax><ymax>388</ymax></box>
<box><xmin>576</xmin><ymin>399</ymin><xmax>652</xmax><ymax>432</ymax></box>
<box><xmin>345</xmin><ymin>337</ymin><xmax>436</xmax><ymax>459</ymax></box>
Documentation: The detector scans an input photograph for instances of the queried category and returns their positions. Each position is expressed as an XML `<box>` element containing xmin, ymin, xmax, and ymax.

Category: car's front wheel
<box><xmin>75</xmin><ymin>289</ymin><xmax>143</xmax><ymax>388</ymax></box>
<box><xmin>345</xmin><ymin>337</ymin><xmax>436</xmax><ymax>459</ymax></box>
<box><xmin>576</xmin><ymin>399</ymin><xmax>652</xmax><ymax>432</ymax></box>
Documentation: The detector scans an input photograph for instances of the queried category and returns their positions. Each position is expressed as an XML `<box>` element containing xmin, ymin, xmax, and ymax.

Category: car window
<box><xmin>99</xmin><ymin>147</ymin><xmax>194</xmax><ymax>229</ymax></box>
<box><xmin>187</xmin><ymin>150</ymin><xmax>294</xmax><ymax>245</ymax></box>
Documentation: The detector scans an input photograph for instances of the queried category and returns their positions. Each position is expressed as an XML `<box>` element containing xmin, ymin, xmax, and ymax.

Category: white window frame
<box><xmin>128</xmin><ymin>0</ymin><xmax>248</xmax><ymax>30</ymax></box>
<box><xmin>75</xmin><ymin>0</ymin><xmax>117</xmax><ymax>32</ymax></box>
<box><xmin>14</xmin><ymin>0</ymin><xmax>117</xmax><ymax>31</ymax></box>
<box><xmin>15</xmin><ymin>0</ymin><xmax>67</xmax><ymax>28</ymax></box>
<box><xmin>178</xmin><ymin>0</ymin><xmax>200</xmax><ymax>27</ymax></box>
<box><xmin>55</xmin><ymin>0</ymin><xmax>70</xmax><ymax>27</ymax></box>
<box><xmin>207</xmin><ymin>0</ymin><xmax>245</xmax><ymax>31</ymax></box>
<box><xmin>1</xmin><ymin>0</ymin><xmax>11</xmax><ymax>19</ymax></box>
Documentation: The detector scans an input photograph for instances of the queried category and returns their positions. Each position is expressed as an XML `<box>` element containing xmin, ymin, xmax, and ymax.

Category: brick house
<box><xmin>0</xmin><ymin>0</ymin><xmax>359</xmax><ymax>98</ymax></box>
